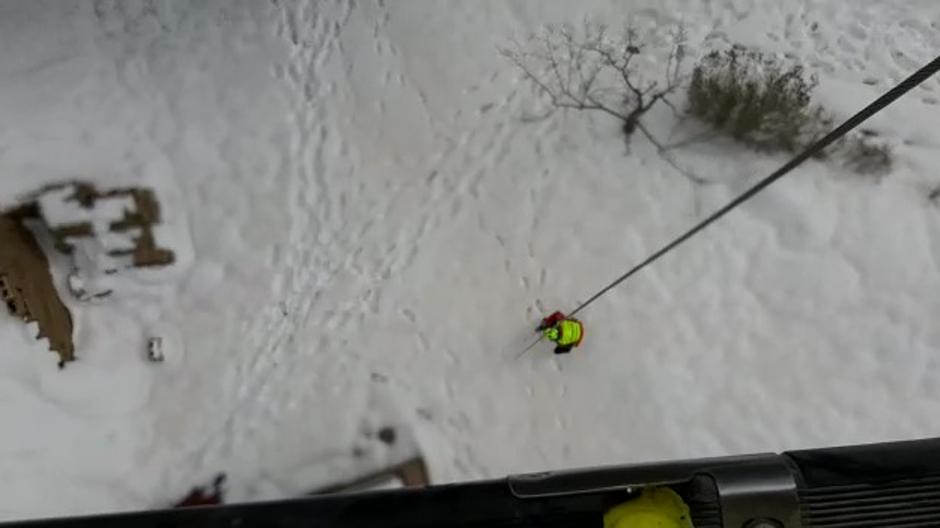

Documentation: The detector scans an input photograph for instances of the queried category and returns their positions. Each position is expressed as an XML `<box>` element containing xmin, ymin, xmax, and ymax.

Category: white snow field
<box><xmin>1</xmin><ymin>0</ymin><xmax>940</xmax><ymax>520</ymax></box>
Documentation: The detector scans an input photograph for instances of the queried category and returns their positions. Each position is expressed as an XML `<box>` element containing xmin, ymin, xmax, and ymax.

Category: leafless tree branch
<box><xmin>636</xmin><ymin>121</ymin><xmax>710</xmax><ymax>185</ymax></box>
<box><xmin>502</xmin><ymin>22</ymin><xmax>705</xmax><ymax>183</ymax></box>
<box><xmin>661</xmin><ymin>129</ymin><xmax>721</xmax><ymax>151</ymax></box>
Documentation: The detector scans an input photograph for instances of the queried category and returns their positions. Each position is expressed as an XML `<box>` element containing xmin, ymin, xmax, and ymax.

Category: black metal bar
<box><xmin>4</xmin><ymin>438</ymin><xmax>940</xmax><ymax>528</ymax></box>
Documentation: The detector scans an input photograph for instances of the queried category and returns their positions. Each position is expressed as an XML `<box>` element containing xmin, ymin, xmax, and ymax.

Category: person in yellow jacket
<box><xmin>604</xmin><ymin>487</ymin><xmax>693</xmax><ymax>528</ymax></box>
<box><xmin>536</xmin><ymin>311</ymin><xmax>584</xmax><ymax>354</ymax></box>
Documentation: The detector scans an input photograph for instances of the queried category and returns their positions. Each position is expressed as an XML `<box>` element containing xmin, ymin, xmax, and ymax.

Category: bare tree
<box><xmin>501</xmin><ymin>22</ymin><xmax>704</xmax><ymax>182</ymax></box>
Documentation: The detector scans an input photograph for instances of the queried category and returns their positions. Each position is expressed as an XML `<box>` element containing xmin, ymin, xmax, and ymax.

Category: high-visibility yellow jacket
<box><xmin>544</xmin><ymin>319</ymin><xmax>584</xmax><ymax>347</ymax></box>
<box><xmin>555</xmin><ymin>319</ymin><xmax>583</xmax><ymax>347</ymax></box>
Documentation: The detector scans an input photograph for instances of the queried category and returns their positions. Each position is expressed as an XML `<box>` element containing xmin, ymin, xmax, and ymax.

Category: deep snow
<box><xmin>1</xmin><ymin>0</ymin><xmax>940</xmax><ymax>520</ymax></box>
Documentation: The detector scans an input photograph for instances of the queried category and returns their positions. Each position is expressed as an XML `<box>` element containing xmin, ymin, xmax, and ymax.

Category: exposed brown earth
<box><xmin>1</xmin><ymin>182</ymin><xmax>175</xmax><ymax>367</ymax></box>
<box><xmin>0</xmin><ymin>213</ymin><xmax>74</xmax><ymax>366</ymax></box>
<box><xmin>43</xmin><ymin>182</ymin><xmax>175</xmax><ymax>268</ymax></box>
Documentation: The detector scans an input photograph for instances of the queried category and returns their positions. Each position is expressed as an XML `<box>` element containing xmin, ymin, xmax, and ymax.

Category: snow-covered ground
<box><xmin>1</xmin><ymin>0</ymin><xmax>940</xmax><ymax>520</ymax></box>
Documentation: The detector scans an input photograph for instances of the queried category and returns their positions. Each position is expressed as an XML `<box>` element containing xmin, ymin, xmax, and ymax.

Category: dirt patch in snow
<box><xmin>41</xmin><ymin>182</ymin><xmax>175</xmax><ymax>268</ymax></box>
<box><xmin>309</xmin><ymin>456</ymin><xmax>430</xmax><ymax>494</ymax></box>
<box><xmin>0</xmin><ymin>182</ymin><xmax>178</xmax><ymax>367</ymax></box>
<box><xmin>0</xmin><ymin>207</ymin><xmax>74</xmax><ymax>366</ymax></box>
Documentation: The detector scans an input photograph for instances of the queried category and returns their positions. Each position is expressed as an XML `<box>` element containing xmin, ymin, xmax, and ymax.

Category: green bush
<box><xmin>688</xmin><ymin>45</ymin><xmax>896</xmax><ymax>176</ymax></box>
<box><xmin>688</xmin><ymin>46</ymin><xmax>831</xmax><ymax>152</ymax></box>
